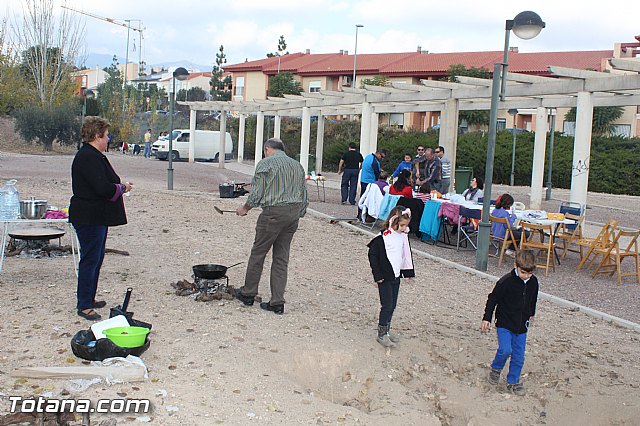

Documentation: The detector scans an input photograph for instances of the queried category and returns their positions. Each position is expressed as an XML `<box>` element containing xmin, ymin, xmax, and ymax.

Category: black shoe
<box><xmin>260</xmin><ymin>302</ymin><xmax>284</xmax><ymax>314</ymax></box>
<box><xmin>77</xmin><ymin>309</ymin><xmax>102</xmax><ymax>321</ymax></box>
<box><xmin>234</xmin><ymin>288</ymin><xmax>254</xmax><ymax>306</ymax></box>
<box><xmin>93</xmin><ymin>300</ymin><xmax>107</xmax><ymax>309</ymax></box>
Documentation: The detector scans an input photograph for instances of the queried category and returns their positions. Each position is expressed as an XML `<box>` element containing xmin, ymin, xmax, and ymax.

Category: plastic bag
<box><xmin>70</xmin><ymin>329</ymin><xmax>150</xmax><ymax>361</ymax></box>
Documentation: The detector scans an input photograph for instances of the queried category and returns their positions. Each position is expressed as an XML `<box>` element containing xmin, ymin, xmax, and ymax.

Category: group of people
<box><xmin>70</xmin><ymin>121</ymin><xmax>534</xmax><ymax>397</ymax></box>
<box><xmin>118</xmin><ymin>129</ymin><xmax>166</xmax><ymax>158</ymax></box>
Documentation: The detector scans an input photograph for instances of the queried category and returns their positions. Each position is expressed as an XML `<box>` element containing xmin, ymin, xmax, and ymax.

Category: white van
<box><xmin>152</xmin><ymin>129</ymin><xmax>233</xmax><ymax>162</ymax></box>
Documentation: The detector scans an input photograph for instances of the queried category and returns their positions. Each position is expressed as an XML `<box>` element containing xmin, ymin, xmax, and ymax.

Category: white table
<box><xmin>1</xmin><ymin>219</ymin><xmax>79</xmax><ymax>276</ymax></box>
<box><xmin>514</xmin><ymin>211</ymin><xmax>576</xmax><ymax>264</ymax></box>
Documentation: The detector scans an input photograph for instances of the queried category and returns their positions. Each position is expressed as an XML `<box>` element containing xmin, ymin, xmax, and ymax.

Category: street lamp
<box><xmin>508</xmin><ymin>108</ymin><xmax>518</xmax><ymax>186</ymax></box>
<box><xmin>352</xmin><ymin>24</ymin><xmax>364</xmax><ymax>88</ymax></box>
<box><xmin>475</xmin><ymin>11</ymin><xmax>545</xmax><ymax>272</ymax></box>
<box><xmin>167</xmin><ymin>67</ymin><xmax>190</xmax><ymax>190</ymax></box>
<box><xmin>79</xmin><ymin>89</ymin><xmax>95</xmax><ymax>149</ymax></box>
<box><xmin>545</xmin><ymin>109</ymin><xmax>556</xmax><ymax>200</ymax></box>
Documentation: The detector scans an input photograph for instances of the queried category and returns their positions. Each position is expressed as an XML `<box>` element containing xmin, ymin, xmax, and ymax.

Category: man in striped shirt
<box><xmin>235</xmin><ymin>138</ymin><xmax>308</xmax><ymax>315</ymax></box>
<box><xmin>436</xmin><ymin>146</ymin><xmax>451</xmax><ymax>194</ymax></box>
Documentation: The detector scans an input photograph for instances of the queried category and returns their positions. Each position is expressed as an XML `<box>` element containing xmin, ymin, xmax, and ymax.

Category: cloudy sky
<box><xmin>4</xmin><ymin>0</ymin><xmax>639</xmax><ymax>70</ymax></box>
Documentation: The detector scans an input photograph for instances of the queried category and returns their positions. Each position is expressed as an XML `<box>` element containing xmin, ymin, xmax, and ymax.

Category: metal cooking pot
<box><xmin>19</xmin><ymin>197</ymin><xmax>48</xmax><ymax>219</ymax></box>
<box><xmin>192</xmin><ymin>262</ymin><xmax>243</xmax><ymax>279</ymax></box>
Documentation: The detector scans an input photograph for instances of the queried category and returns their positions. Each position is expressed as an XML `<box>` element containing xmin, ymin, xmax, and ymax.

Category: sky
<box><xmin>4</xmin><ymin>0</ymin><xmax>639</xmax><ymax>71</ymax></box>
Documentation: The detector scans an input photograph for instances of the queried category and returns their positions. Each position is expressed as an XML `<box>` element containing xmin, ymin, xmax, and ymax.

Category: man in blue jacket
<box><xmin>358</xmin><ymin>148</ymin><xmax>386</xmax><ymax>218</ymax></box>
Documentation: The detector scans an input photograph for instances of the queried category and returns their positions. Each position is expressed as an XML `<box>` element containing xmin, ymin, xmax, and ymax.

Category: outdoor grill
<box><xmin>193</xmin><ymin>275</ymin><xmax>230</xmax><ymax>295</ymax></box>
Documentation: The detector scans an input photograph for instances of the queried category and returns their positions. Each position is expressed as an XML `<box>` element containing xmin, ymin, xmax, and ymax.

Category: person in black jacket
<box><xmin>481</xmin><ymin>250</ymin><xmax>538</xmax><ymax>396</ymax></box>
<box><xmin>367</xmin><ymin>206</ymin><xmax>415</xmax><ymax>347</ymax></box>
<box><xmin>69</xmin><ymin>117</ymin><xmax>133</xmax><ymax>321</ymax></box>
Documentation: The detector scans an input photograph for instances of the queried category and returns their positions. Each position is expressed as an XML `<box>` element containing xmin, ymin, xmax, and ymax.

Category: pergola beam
<box><xmin>609</xmin><ymin>58</ymin><xmax>640</xmax><ymax>73</ymax></box>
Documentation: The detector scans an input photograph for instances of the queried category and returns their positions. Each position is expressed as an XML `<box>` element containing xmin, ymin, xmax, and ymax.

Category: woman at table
<box><xmin>389</xmin><ymin>169</ymin><xmax>413</xmax><ymax>198</ymax></box>
<box><xmin>490</xmin><ymin>194</ymin><xmax>528</xmax><ymax>252</ymax></box>
<box><xmin>462</xmin><ymin>177</ymin><xmax>484</xmax><ymax>203</ymax></box>
<box><xmin>69</xmin><ymin>117</ymin><xmax>133</xmax><ymax>321</ymax></box>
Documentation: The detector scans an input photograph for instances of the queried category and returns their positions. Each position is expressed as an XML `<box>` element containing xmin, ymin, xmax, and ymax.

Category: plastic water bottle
<box><xmin>0</xmin><ymin>179</ymin><xmax>20</xmax><ymax>220</ymax></box>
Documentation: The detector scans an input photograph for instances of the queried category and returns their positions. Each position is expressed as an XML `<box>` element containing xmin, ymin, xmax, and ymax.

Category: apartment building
<box><xmin>225</xmin><ymin>36</ymin><xmax>640</xmax><ymax>137</ymax></box>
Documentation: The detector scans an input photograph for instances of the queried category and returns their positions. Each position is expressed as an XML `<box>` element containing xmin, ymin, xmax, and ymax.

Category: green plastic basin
<box><xmin>103</xmin><ymin>326</ymin><xmax>150</xmax><ymax>348</ymax></box>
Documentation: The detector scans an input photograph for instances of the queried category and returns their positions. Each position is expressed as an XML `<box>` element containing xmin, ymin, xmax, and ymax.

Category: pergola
<box><xmin>180</xmin><ymin>58</ymin><xmax>640</xmax><ymax>211</ymax></box>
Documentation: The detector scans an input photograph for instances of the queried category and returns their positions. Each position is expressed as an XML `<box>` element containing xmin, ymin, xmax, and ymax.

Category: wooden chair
<box><xmin>576</xmin><ymin>220</ymin><xmax>619</xmax><ymax>271</ymax></box>
<box><xmin>489</xmin><ymin>216</ymin><xmax>519</xmax><ymax>267</ymax></box>
<box><xmin>519</xmin><ymin>222</ymin><xmax>556</xmax><ymax>276</ymax></box>
<box><xmin>555</xmin><ymin>213</ymin><xmax>585</xmax><ymax>258</ymax></box>
<box><xmin>591</xmin><ymin>229</ymin><xmax>640</xmax><ymax>284</ymax></box>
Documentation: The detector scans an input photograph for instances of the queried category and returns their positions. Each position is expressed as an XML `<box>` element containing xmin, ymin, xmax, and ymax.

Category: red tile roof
<box><xmin>226</xmin><ymin>49</ymin><xmax>614</xmax><ymax>78</ymax></box>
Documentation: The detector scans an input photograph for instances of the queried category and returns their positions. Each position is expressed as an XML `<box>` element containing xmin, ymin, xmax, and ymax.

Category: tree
<box><xmin>564</xmin><ymin>106</ymin><xmax>625</xmax><ymax>136</ymax></box>
<box><xmin>10</xmin><ymin>0</ymin><xmax>85</xmax><ymax>106</ymax></box>
<box><xmin>14</xmin><ymin>102</ymin><xmax>79</xmax><ymax>150</ymax></box>
<box><xmin>267</xmin><ymin>72</ymin><xmax>302</xmax><ymax>97</ymax></box>
<box><xmin>266</xmin><ymin>35</ymin><xmax>289</xmax><ymax>58</ymax></box>
<box><xmin>210</xmin><ymin>45</ymin><xmax>230</xmax><ymax>100</ymax></box>
<box><xmin>177</xmin><ymin>87</ymin><xmax>207</xmax><ymax>102</ymax></box>
<box><xmin>361</xmin><ymin>75</ymin><xmax>390</xmax><ymax>88</ymax></box>
<box><xmin>446</xmin><ymin>64</ymin><xmax>491</xmax><ymax>126</ymax></box>
<box><xmin>0</xmin><ymin>17</ymin><xmax>32</xmax><ymax>113</ymax></box>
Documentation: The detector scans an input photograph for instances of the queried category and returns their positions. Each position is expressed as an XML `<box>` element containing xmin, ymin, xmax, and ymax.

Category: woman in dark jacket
<box><xmin>69</xmin><ymin>117</ymin><xmax>133</xmax><ymax>320</ymax></box>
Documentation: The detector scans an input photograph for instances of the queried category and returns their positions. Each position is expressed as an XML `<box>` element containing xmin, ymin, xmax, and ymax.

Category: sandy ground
<box><xmin>0</xmin><ymin>149</ymin><xmax>639</xmax><ymax>425</ymax></box>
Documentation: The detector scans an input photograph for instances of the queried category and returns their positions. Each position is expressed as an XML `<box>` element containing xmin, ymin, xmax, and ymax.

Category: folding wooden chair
<box><xmin>555</xmin><ymin>213</ymin><xmax>585</xmax><ymax>258</ymax></box>
<box><xmin>519</xmin><ymin>222</ymin><xmax>556</xmax><ymax>276</ymax></box>
<box><xmin>456</xmin><ymin>206</ymin><xmax>481</xmax><ymax>251</ymax></box>
<box><xmin>591</xmin><ymin>229</ymin><xmax>640</xmax><ymax>284</ymax></box>
<box><xmin>576</xmin><ymin>220</ymin><xmax>619</xmax><ymax>271</ymax></box>
<box><xmin>489</xmin><ymin>216</ymin><xmax>519</xmax><ymax>266</ymax></box>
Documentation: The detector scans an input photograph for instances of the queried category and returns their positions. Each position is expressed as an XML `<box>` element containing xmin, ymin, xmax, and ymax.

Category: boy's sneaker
<box><xmin>507</xmin><ymin>382</ymin><xmax>526</xmax><ymax>396</ymax></box>
<box><xmin>487</xmin><ymin>368</ymin><xmax>501</xmax><ymax>385</ymax></box>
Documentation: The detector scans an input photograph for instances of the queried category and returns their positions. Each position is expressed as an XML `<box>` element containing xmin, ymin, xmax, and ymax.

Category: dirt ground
<box><xmin>0</xmin><ymin>146</ymin><xmax>639</xmax><ymax>426</ymax></box>
<box><xmin>2</xmin><ymin>111</ymin><xmax>640</xmax><ymax>426</ymax></box>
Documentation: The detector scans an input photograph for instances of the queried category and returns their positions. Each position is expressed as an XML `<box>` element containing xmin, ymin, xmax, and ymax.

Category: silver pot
<box><xmin>19</xmin><ymin>198</ymin><xmax>48</xmax><ymax>219</ymax></box>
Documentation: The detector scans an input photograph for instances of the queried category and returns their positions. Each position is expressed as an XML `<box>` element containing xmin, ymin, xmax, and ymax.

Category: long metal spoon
<box><xmin>214</xmin><ymin>206</ymin><xmax>235</xmax><ymax>215</ymax></box>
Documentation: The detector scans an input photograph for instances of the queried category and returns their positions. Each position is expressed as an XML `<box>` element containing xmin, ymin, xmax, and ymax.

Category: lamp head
<box><xmin>83</xmin><ymin>89</ymin><xmax>95</xmax><ymax>99</ymax></box>
<box><xmin>173</xmin><ymin>67</ymin><xmax>190</xmax><ymax>81</ymax></box>
<box><xmin>356</xmin><ymin>24</ymin><xmax>364</xmax><ymax>28</ymax></box>
<box><xmin>511</xmin><ymin>11</ymin><xmax>545</xmax><ymax>40</ymax></box>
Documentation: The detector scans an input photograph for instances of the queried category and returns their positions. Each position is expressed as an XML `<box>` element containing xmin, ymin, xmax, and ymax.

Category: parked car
<box><xmin>152</xmin><ymin>129</ymin><xmax>233</xmax><ymax>162</ymax></box>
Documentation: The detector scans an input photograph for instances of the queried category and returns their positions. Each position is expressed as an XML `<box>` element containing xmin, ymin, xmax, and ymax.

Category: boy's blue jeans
<box><xmin>491</xmin><ymin>327</ymin><xmax>527</xmax><ymax>385</ymax></box>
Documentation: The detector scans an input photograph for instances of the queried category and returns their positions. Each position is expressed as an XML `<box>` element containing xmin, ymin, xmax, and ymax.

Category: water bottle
<box><xmin>0</xmin><ymin>179</ymin><xmax>20</xmax><ymax>220</ymax></box>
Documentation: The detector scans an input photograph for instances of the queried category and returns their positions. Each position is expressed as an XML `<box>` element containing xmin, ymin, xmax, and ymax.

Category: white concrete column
<box><xmin>359</xmin><ymin>102</ymin><xmax>372</xmax><ymax>157</ymax></box>
<box><xmin>315</xmin><ymin>114</ymin><xmax>325</xmax><ymax>173</ymax></box>
<box><xmin>370</xmin><ymin>112</ymin><xmax>379</xmax><ymax>152</ymax></box>
<box><xmin>255</xmin><ymin>111</ymin><xmax>264</xmax><ymax>167</ymax></box>
<box><xmin>218</xmin><ymin>109</ymin><xmax>226</xmax><ymax>169</ymax></box>
<box><xmin>237</xmin><ymin>114</ymin><xmax>245</xmax><ymax>163</ymax></box>
<box><xmin>569</xmin><ymin>92</ymin><xmax>594</xmax><ymax>209</ymax></box>
<box><xmin>188</xmin><ymin>109</ymin><xmax>197</xmax><ymax>162</ymax></box>
<box><xmin>274</xmin><ymin>115</ymin><xmax>281</xmax><ymax>139</ymax></box>
<box><xmin>529</xmin><ymin>107</ymin><xmax>548</xmax><ymax>210</ymax></box>
<box><xmin>438</xmin><ymin>99</ymin><xmax>459</xmax><ymax>189</ymax></box>
<box><xmin>300</xmin><ymin>106</ymin><xmax>311</xmax><ymax>175</ymax></box>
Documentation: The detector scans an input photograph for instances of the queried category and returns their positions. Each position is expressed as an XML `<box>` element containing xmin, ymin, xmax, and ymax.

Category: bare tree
<box><xmin>10</xmin><ymin>0</ymin><xmax>85</xmax><ymax>106</ymax></box>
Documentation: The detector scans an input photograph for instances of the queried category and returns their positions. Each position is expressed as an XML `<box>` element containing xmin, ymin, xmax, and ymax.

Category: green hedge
<box><xmin>184</xmin><ymin>115</ymin><xmax>640</xmax><ymax>196</ymax></box>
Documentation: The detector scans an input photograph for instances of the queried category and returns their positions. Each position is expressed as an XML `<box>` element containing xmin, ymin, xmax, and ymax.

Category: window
<box><xmin>611</xmin><ymin>124</ymin><xmax>631</xmax><ymax>138</ymax></box>
<box><xmin>176</xmin><ymin>132</ymin><xmax>189</xmax><ymax>142</ymax></box>
<box><xmin>235</xmin><ymin>77</ymin><xmax>244</xmax><ymax>96</ymax></box>
<box><xmin>389</xmin><ymin>113</ymin><xmax>404</xmax><ymax>129</ymax></box>
<box><xmin>496</xmin><ymin>119</ymin><xmax>506</xmax><ymax>131</ymax></box>
<box><xmin>309</xmin><ymin>81</ymin><xmax>321</xmax><ymax>93</ymax></box>
<box><xmin>563</xmin><ymin>121</ymin><xmax>576</xmax><ymax>136</ymax></box>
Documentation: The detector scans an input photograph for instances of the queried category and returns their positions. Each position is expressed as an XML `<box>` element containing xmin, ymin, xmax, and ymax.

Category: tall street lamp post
<box><xmin>79</xmin><ymin>89</ymin><xmax>94</xmax><ymax>149</ymax></box>
<box><xmin>352</xmin><ymin>24</ymin><xmax>364</xmax><ymax>87</ymax></box>
<box><xmin>167</xmin><ymin>67</ymin><xmax>190</xmax><ymax>190</ymax></box>
<box><xmin>545</xmin><ymin>109</ymin><xmax>556</xmax><ymax>200</ymax></box>
<box><xmin>475</xmin><ymin>11</ymin><xmax>545</xmax><ymax>272</ymax></box>
<box><xmin>508</xmin><ymin>108</ymin><xmax>518</xmax><ymax>186</ymax></box>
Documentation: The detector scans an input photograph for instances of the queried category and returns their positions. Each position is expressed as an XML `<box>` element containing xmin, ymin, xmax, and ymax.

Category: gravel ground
<box><xmin>1</xmin><ymin>151</ymin><xmax>639</xmax><ymax>425</ymax></box>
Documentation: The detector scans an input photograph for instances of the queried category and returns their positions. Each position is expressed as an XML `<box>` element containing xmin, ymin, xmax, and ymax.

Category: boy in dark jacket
<box><xmin>481</xmin><ymin>250</ymin><xmax>538</xmax><ymax>396</ymax></box>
